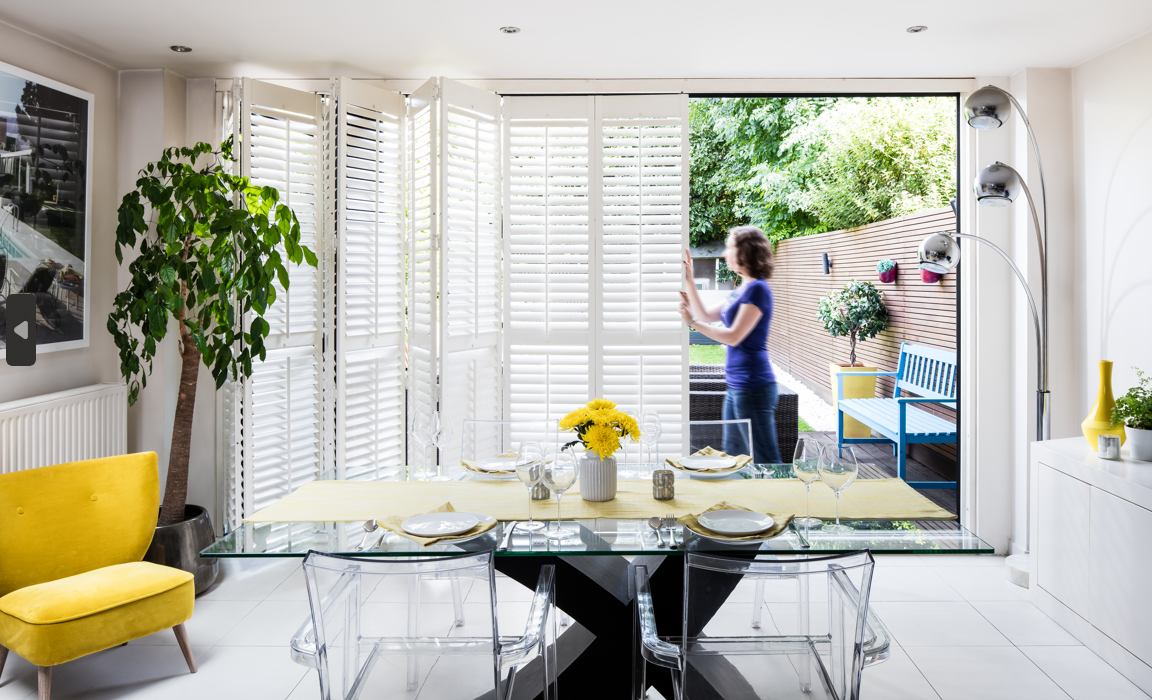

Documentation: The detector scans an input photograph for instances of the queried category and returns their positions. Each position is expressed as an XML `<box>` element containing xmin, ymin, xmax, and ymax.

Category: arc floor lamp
<box><xmin>917</xmin><ymin>86</ymin><xmax>1049</xmax><ymax>586</ymax></box>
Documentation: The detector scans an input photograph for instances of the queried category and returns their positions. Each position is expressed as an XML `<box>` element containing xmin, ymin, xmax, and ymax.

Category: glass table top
<box><xmin>201</xmin><ymin>463</ymin><xmax>991</xmax><ymax>558</ymax></box>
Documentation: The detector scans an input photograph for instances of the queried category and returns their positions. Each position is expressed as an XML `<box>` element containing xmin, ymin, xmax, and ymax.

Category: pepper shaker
<box><xmin>653</xmin><ymin>469</ymin><xmax>675</xmax><ymax>501</ymax></box>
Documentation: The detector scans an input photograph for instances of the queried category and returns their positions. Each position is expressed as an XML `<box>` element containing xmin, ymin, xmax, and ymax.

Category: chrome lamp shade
<box><xmin>964</xmin><ymin>86</ymin><xmax>1012</xmax><ymax>129</ymax></box>
<box><xmin>917</xmin><ymin>233</ymin><xmax>960</xmax><ymax>274</ymax></box>
<box><xmin>974</xmin><ymin>162</ymin><xmax>1021</xmax><ymax>207</ymax></box>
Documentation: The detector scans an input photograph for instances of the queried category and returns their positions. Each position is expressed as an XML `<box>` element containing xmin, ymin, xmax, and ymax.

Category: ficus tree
<box><xmin>110</xmin><ymin>137</ymin><xmax>317</xmax><ymax>527</ymax></box>
<box><xmin>818</xmin><ymin>280</ymin><xmax>889</xmax><ymax>366</ymax></box>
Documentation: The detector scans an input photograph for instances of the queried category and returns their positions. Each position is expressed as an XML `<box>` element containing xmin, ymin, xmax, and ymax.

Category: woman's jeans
<box><xmin>722</xmin><ymin>382</ymin><xmax>781</xmax><ymax>464</ymax></box>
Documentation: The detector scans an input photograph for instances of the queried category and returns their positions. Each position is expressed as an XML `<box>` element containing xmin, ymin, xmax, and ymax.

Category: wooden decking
<box><xmin>802</xmin><ymin>430</ymin><xmax>958</xmax><ymax>517</ymax></box>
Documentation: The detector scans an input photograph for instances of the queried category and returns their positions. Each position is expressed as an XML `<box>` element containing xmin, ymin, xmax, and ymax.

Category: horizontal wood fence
<box><xmin>767</xmin><ymin>207</ymin><xmax>958</xmax><ymax>471</ymax></box>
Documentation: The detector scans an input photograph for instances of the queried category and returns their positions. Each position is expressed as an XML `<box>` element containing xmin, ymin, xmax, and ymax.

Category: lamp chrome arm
<box><xmin>950</xmin><ymin>232</ymin><xmax>1049</xmax><ymax>441</ymax></box>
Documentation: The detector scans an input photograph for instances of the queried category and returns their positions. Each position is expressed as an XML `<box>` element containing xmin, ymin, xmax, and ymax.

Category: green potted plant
<box><xmin>110</xmin><ymin>138</ymin><xmax>317</xmax><ymax>592</ymax></box>
<box><xmin>876</xmin><ymin>259</ymin><xmax>898</xmax><ymax>283</ymax></box>
<box><xmin>1112</xmin><ymin>368</ymin><xmax>1152</xmax><ymax>461</ymax></box>
<box><xmin>819</xmin><ymin>280</ymin><xmax>889</xmax><ymax>439</ymax></box>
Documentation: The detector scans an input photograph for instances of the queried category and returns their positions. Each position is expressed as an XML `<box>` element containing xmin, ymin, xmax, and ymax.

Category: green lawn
<box><xmin>689</xmin><ymin>345</ymin><xmax>815</xmax><ymax>432</ymax></box>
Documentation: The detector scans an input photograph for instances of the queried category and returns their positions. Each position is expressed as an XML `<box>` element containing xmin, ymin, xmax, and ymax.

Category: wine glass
<box><xmin>542</xmin><ymin>450</ymin><xmax>579</xmax><ymax>540</ymax></box>
<box><xmin>819</xmin><ymin>445</ymin><xmax>859</xmax><ymax>534</ymax></box>
<box><xmin>408</xmin><ymin>409</ymin><xmax>435</xmax><ymax>480</ymax></box>
<box><xmin>793</xmin><ymin>437</ymin><xmax>823</xmax><ymax>529</ymax></box>
<box><xmin>640</xmin><ymin>410</ymin><xmax>662</xmax><ymax>467</ymax></box>
<box><xmin>515</xmin><ymin>441</ymin><xmax>546</xmax><ymax>533</ymax></box>
<box><xmin>428</xmin><ymin>407</ymin><xmax>454</xmax><ymax>482</ymax></box>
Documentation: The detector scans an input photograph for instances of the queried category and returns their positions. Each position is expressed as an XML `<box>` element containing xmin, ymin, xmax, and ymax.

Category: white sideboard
<box><xmin>1031</xmin><ymin>437</ymin><xmax>1152</xmax><ymax>694</ymax></box>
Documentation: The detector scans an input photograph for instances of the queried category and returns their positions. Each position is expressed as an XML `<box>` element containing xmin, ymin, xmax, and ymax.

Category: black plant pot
<box><xmin>143</xmin><ymin>504</ymin><xmax>220</xmax><ymax>595</ymax></box>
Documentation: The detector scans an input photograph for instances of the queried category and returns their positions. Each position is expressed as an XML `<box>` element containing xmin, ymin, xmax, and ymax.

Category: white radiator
<box><xmin>0</xmin><ymin>383</ymin><xmax>128</xmax><ymax>474</ymax></box>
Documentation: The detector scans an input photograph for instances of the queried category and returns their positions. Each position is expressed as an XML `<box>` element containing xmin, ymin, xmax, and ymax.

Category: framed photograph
<box><xmin>0</xmin><ymin>59</ymin><xmax>93</xmax><ymax>356</ymax></box>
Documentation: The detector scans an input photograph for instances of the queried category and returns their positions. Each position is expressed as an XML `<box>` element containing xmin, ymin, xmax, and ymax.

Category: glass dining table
<box><xmin>201</xmin><ymin>463</ymin><xmax>990</xmax><ymax>699</ymax></box>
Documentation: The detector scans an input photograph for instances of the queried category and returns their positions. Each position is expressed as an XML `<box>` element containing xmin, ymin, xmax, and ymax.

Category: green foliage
<box><xmin>876</xmin><ymin>259</ymin><xmax>897</xmax><ymax>274</ymax></box>
<box><xmin>110</xmin><ymin>138</ymin><xmax>318</xmax><ymax>405</ymax></box>
<box><xmin>688</xmin><ymin>96</ymin><xmax>956</xmax><ymax>245</ymax></box>
<box><xmin>716</xmin><ymin>259</ymin><xmax>741</xmax><ymax>286</ymax></box>
<box><xmin>818</xmin><ymin>280</ymin><xmax>889</xmax><ymax>365</ymax></box>
<box><xmin>1113</xmin><ymin>368</ymin><xmax>1152</xmax><ymax>431</ymax></box>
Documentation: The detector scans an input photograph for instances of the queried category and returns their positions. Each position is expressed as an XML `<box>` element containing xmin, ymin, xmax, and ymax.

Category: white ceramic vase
<box><xmin>1127</xmin><ymin>426</ymin><xmax>1152</xmax><ymax>462</ymax></box>
<box><xmin>580</xmin><ymin>451</ymin><xmax>617</xmax><ymax>502</ymax></box>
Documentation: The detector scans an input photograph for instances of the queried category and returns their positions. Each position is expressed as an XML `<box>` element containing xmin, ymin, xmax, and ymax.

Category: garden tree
<box><xmin>688</xmin><ymin>96</ymin><xmax>956</xmax><ymax>245</ymax></box>
<box><xmin>111</xmin><ymin>138</ymin><xmax>317</xmax><ymax>527</ymax></box>
<box><xmin>818</xmin><ymin>280</ymin><xmax>889</xmax><ymax>366</ymax></box>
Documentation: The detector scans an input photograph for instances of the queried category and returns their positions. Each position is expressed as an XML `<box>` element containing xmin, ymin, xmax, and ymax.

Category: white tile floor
<box><xmin>0</xmin><ymin>555</ymin><xmax>1147</xmax><ymax>700</ymax></box>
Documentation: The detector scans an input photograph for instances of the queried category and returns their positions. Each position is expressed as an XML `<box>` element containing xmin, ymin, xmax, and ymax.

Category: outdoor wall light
<box><xmin>822</xmin><ymin>253</ymin><xmax>832</xmax><ymax>274</ymax></box>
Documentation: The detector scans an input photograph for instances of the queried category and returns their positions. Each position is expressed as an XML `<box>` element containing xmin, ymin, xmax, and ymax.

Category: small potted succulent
<box><xmin>1112</xmin><ymin>368</ymin><xmax>1152</xmax><ymax>461</ymax></box>
<box><xmin>876</xmin><ymin>259</ymin><xmax>898</xmax><ymax>283</ymax></box>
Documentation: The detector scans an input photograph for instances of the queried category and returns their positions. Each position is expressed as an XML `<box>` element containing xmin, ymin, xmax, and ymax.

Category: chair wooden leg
<box><xmin>173</xmin><ymin>624</ymin><xmax>197</xmax><ymax>673</ymax></box>
<box><xmin>37</xmin><ymin>666</ymin><xmax>51</xmax><ymax>700</ymax></box>
<box><xmin>0</xmin><ymin>644</ymin><xmax>8</xmax><ymax>678</ymax></box>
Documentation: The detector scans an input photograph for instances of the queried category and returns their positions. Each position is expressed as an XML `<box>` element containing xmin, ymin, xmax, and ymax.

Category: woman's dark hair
<box><xmin>727</xmin><ymin>226</ymin><xmax>774</xmax><ymax>280</ymax></box>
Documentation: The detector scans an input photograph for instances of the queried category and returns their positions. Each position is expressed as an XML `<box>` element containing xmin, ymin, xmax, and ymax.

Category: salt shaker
<box><xmin>653</xmin><ymin>469</ymin><xmax>675</xmax><ymax>501</ymax></box>
<box><xmin>1098</xmin><ymin>434</ymin><xmax>1122</xmax><ymax>460</ymax></box>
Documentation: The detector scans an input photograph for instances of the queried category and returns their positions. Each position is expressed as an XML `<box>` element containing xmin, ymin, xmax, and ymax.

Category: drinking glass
<box><xmin>792</xmin><ymin>437</ymin><xmax>823</xmax><ymax>529</ymax></box>
<box><xmin>640</xmin><ymin>410</ymin><xmax>662</xmax><ymax>467</ymax></box>
<box><xmin>408</xmin><ymin>409</ymin><xmax>435</xmax><ymax>480</ymax></box>
<box><xmin>542</xmin><ymin>450</ymin><xmax>579</xmax><ymax>540</ymax></box>
<box><xmin>515</xmin><ymin>441</ymin><xmax>546</xmax><ymax>533</ymax></box>
<box><xmin>819</xmin><ymin>445</ymin><xmax>859</xmax><ymax>534</ymax></box>
<box><xmin>428</xmin><ymin>407</ymin><xmax>454</xmax><ymax>482</ymax></box>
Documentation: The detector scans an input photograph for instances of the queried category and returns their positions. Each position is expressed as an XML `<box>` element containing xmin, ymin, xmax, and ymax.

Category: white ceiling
<box><xmin>1</xmin><ymin>0</ymin><xmax>1150</xmax><ymax>80</ymax></box>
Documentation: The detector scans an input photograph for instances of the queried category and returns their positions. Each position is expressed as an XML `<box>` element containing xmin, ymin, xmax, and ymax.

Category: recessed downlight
<box><xmin>906</xmin><ymin>26</ymin><xmax>927</xmax><ymax>34</ymax></box>
<box><xmin>170</xmin><ymin>45</ymin><xmax>192</xmax><ymax>53</ymax></box>
<box><xmin>499</xmin><ymin>26</ymin><xmax>520</xmax><ymax>34</ymax></box>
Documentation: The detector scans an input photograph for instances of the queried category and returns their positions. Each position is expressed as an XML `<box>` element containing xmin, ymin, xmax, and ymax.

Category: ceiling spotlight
<box><xmin>499</xmin><ymin>26</ymin><xmax>520</xmax><ymax>34</ymax></box>
<box><xmin>906</xmin><ymin>26</ymin><xmax>927</xmax><ymax>33</ymax></box>
<box><xmin>170</xmin><ymin>45</ymin><xmax>192</xmax><ymax>53</ymax></box>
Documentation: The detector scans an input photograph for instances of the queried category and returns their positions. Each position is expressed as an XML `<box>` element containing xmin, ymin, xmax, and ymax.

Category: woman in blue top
<box><xmin>679</xmin><ymin>226</ymin><xmax>781</xmax><ymax>464</ymax></box>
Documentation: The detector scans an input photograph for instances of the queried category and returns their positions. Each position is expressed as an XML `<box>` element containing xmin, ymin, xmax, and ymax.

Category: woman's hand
<box><xmin>682</xmin><ymin>248</ymin><xmax>694</xmax><ymax>284</ymax></box>
<box><xmin>678</xmin><ymin>301</ymin><xmax>694</xmax><ymax>326</ymax></box>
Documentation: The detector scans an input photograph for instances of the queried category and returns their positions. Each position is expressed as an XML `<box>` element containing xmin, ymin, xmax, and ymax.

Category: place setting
<box><xmin>377</xmin><ymin>503</ymin><xmax>499</xmax><ymax>547</ymax></box>
<box><xmin>676</xmin><ymin>501</ymin><xmax>794</xmax><ymax>543</ymax></box>
<box><xmin>664</xmin><ymin>446</ymin><xmax>754</xmax><ymax>479</ymax></box>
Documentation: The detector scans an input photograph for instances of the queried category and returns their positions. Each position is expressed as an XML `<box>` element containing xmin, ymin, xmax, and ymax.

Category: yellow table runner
<box><xmin>245</xmin><ymin>478</ymin><xmax>955</xmax><ymax>523</ymax></box>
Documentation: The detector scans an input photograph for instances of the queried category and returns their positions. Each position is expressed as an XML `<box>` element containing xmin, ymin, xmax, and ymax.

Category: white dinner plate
<box><xmin>686</xmin><ymin>468</ymin><xmax>747</xmax><ymax>480</ymax></box>
<box><xmin>475</xmin><ymin>457</ymin><xmax>519</xmax><ymax>472</ymax></box>
<box><xmin>401</xmin><ymin>513</ymin><xmax>480</xmax><ymax>537</ymax></box>
<box><xmin>679</xmin><ymin>455</ymin><xmax>737</xmax><ymax>471</ymax></box>
<box><xmin>456</xmin><ymin>511</ymin><xmax>497</xmax><ymax>526</ymax></box>
<box><xmin>697</xmin><ymin>510</ymin><xmax>775</xmax><ymax>536</ymax></box>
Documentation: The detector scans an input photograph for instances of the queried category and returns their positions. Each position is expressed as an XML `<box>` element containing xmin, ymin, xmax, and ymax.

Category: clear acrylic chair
<box><xmin>291</xmin><ymin>550</ymin><xmax>557</xmax><ymax>700</ymax></box>
<box><xmin>634</xmin><ymin>550</ymin><xmax>889</xmax><ymax>700</ymax></box>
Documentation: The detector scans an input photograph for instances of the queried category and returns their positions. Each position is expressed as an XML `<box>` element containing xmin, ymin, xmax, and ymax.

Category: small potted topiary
<box><xmin>818</xmin><ymin>280</ymin><xmax>889</xmax><ymax>440</ymax></box>
<box><xmin>876</xmin><ymin>259</ymin><xmax>898</xmax><ymax>283</ymax></box>
<box><xmin>1112</xmin><ymin>368</ymin><xmax>1152</xmax><ymax>461</ymax></box>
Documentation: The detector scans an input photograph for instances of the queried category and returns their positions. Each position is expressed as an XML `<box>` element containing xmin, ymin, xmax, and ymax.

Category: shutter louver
<box><xmin>503</xmin><ymin>96</ymin><xmax>596</xmax><ymax>432</ymax></box>
<box><xmin>406</xmin><ymin>79</ymin><xmax>438</xmax><ymax>445</ymax></box>
<box><xmin>329</xmin><ymin>78</ymin><xmax>407</xmax><ymax>477</ymax></box>
<box><xmin>238</xmin><ymin>79</ymin><xmax>325</xmax><ymax>515</ymax></box>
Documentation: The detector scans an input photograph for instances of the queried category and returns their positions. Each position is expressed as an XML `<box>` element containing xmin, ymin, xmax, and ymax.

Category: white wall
<box><xmin>0</xmin><ymin>21</ymin><xmax>120</xmax><ymax>401</ymax></box>
<box><xmin>1073</xmin><ymin>30</ymin><xmax>1152</xmax><ymax>421</ymax></box>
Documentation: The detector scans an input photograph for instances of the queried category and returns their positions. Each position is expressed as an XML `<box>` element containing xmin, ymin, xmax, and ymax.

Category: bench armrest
<box><xmin>897</xmin><ymin>397</ymin><xmax>957</xmax><ymax>405</ymax></box>
<box><xmin>836</xmin><ymin>371</ymin><xmax>898</xmax><ymax>400</ymax></box>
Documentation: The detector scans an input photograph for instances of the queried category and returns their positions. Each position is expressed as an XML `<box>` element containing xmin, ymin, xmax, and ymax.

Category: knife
<box><xmin>497</xmin><ymin>523</ymin><xmax>517</xmax><ymax>551</ymax></box>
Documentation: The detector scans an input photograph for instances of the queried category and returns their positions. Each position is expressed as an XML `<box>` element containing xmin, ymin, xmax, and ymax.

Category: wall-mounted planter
<box><xmin>876</xmin><ymin>259</ymin><xmax>898</xmax><ymax>283</ymax></box>
<box><xmin>920</xmin><ymin>269</ymin><xmax>942</xmax><ymax>284</ymax></box>
<box><xmin>878</xmin><ymin>267</ymin><xmax>897</xmax><ymax>283</ymax></box>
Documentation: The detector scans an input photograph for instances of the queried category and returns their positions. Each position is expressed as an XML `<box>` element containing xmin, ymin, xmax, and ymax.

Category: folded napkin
<box><xmin>677</xmin><ymin>501</ymin><xmax>794</xmax><ymax>541</ymax></box>
<box><xmin>461</xmin><ymin>451</ymin><xmax>519</xmax><ymax>476</ymax></box>
<box><xmin>666</xmin><ymin>446</ymin><xmax>753</xmax><ymax>474</ymax></box>
<box><xmin>379</xmin><ymin>502</ymin><xmax>498</xmax><ymax>547</ymax></box>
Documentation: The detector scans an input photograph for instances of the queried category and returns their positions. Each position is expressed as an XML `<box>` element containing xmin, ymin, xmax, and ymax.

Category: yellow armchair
<box><xmin>0</xmin><ymin>452</ymin><xmax>196</xmax><ymax>698</ymax></box>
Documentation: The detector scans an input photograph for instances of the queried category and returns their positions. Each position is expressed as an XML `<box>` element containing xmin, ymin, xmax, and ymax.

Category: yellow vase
<box><xmin>1082</xmin><ymin>360</ymin><xmax>1126</xmax><ymax>450</ymax></box>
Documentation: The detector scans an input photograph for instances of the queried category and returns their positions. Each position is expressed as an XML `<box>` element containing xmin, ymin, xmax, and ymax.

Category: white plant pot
<box><xmin>1127</xmin><ymin>426</ymin><xmax>1152</xmax><ymax>462</ymax></box>
<box><xmin>580</xmin><ymin>451</ymin><xmax>617</xmax><ymax>502</ymax></box>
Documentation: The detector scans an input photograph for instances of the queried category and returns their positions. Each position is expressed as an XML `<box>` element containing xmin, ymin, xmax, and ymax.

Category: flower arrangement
<box><xmin>559</xmin><ymin>398</ymin><xmax>641</xmax><ymax>460</ymax></box>
<box><xmin>1112</xmin><ymin>368</ymin><xmax>1152</xmax><ymax>431</ymax></box>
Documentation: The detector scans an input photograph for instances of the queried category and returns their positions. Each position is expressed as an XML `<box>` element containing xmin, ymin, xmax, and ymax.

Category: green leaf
<box><xmin>159</xmin><ymin>266</ymin><xmax>176</xmax><ymax>285</ymax></box>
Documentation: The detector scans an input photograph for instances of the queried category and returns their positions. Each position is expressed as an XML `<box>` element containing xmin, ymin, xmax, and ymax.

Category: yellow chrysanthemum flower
<box><xmin>583</xmin><ymin>423</ymin><xmax>621</xmax><ymax>460</ymax></box>
<box><xmin>558</xmin><ymin>407</ymin><xmax>591</xmax><ymax>430</ymax></box>
<box><xmin>588</xmin><ymin>408</ymin><xmax>620</xmax><ymax>426</ymax></box>
<box><xmin>618</xmin><ymin>413</ymin><xmax>641</xmax><ymax>441</ymax></box>
<box><xmin>587</xmin><ymin>398</ymin><xmax>617</xmax><ymax>411</ymax></box>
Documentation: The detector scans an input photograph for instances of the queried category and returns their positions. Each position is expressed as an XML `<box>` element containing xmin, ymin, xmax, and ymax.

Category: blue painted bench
<box><xmin>836</xmin><ymin>342</ymin><xmax>958</xmax><ymax>489</ymax></box>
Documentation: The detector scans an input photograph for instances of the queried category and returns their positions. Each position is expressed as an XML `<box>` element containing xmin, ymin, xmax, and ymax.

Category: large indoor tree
<box><xmin>111</xmin><ymin>138</ymin><xmax>317</xmax><ymax>527</ymax></box>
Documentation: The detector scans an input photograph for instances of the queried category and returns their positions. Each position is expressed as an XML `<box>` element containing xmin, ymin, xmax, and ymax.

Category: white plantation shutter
<box><xmin>503</xmin><ymin>96</ymin><xmax>595</xmax><ymax>444</ymax></box>
<box><xmin>597</xmin><ymin>95</ymin><xmax>689</xmax><ymax>458</ymax></box>
<box><xmin>327</xmin><ymin>77</ymin><xmax>407</xmax><ymax>477</ymax></box>
<box><xmin>237</xmin><ymin>78</ymin><xmax>325</xmax><ymax>515</ymax></box>
<box><xmin>406</xmin><ymin>79</ymin><xmax>438</xmax><ymax>447</ymax></box>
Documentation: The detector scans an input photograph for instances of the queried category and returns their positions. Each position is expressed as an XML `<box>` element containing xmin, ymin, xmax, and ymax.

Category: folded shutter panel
<box><xmin>596</xmin><ymin>95</ymin><xmax>689</xmax><ymax>459</ymax></box>
<box><xmin>328</xmin><ymin>78</ymin><xmax>408</xmax><ymax>478</ymax></box>
<box><xmin>503</xmin><ymin>96</ymin><xmax>595</xmax><ymax>447</ymax></box>
<box><xmin>238</xmin><ymin>78</ymin><xmax>325</xmax><ymax>515</ymax></box>
<box><xmin>407</xmin><ymin>79</ymin><xmax>438</xmax><ymax>449</ymax></box>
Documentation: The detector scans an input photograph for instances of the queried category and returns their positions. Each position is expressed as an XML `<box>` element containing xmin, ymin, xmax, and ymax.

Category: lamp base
<box><xmin>1005</xmin><ymin>553</ymin><xmax>1030</xmax><ymax>588</ymax></box>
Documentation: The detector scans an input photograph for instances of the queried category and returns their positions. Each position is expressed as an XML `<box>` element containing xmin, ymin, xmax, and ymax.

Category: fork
<box><xmin>665</xmin><ymin>514</ymin><xmax>679</xmax><ymax>549</ymax></box>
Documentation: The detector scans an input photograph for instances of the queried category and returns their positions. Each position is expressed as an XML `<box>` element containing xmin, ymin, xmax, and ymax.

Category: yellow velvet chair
<box><xmin>0</xmin><ymin>452</ymin><xmax>196</xmax><ymax>699</ymax></box>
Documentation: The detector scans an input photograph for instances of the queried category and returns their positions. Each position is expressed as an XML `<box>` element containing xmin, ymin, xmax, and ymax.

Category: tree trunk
<box><xmin>849</xmin><ymin>328</ymin><xmax>858</xmax><ymax>366</ymax></box>
<box><xmin>158</xmin><ymin>308</ymin><xmax>201</xmax><ymax>527</ymax></box>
